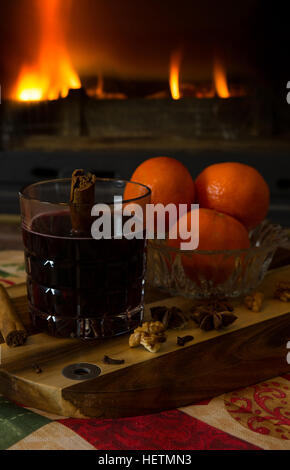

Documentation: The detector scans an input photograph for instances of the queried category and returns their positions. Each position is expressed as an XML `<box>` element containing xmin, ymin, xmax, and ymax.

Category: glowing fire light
<box><xmin>169</xmin><ymin>49</ymin><xmax>183</xmax><ymax>100</ymax></box>
<box><xmin>87</xmin><ymin>75</ymin><xmax>105</xmax><ymax>99</ymax></box>
<box><xmin>86</xmin><ymin>75</ymin><xmax>127</xmax><ymax>100</ymax></box>
<box><xmin>214</xmin><ymin>57</ymin><xmax>230</xmax><ymax>99</ymax></box>
<box><xmin>14</xmin><ymin>0</ymin><xmax>81</xmax><ymax>102</ymax></box>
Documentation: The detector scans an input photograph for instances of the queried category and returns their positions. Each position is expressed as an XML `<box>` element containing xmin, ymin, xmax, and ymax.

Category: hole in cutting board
<box><xmin>74</xmin><ymin>368</ymin><xmax>90</xmax><ymax>376</ymax></box>
<box><xmin>62</xmin><ymin>363</ymin><xmax>101</xmax><ymax>381</ymax></box>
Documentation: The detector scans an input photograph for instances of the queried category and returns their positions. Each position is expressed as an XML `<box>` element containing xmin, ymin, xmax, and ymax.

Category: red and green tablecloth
<box><xmin>0</xmin><ymin>251</ymin><xmax>289</xmax><ymax>451</ymax></box>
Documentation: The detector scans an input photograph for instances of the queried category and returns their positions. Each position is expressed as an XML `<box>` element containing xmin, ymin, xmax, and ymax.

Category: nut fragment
<box><xmin>129</xmin><ymin>321</ymin><xmax>167</xmax><ymax>353</ymax></box>
<box><xmin>274</xmin><ymin>282</ymin><xmax>290</xmax><ymax>302</ymax></box>
<box><xmin>140</xmin><ymin>335</ymin><xmax>163</xmax><ymax>353</ymax></box>
<box><xmin>149</xmin><ymin>321</ymin><xmax>166</xmax><ymax>335</ymax></box>
<box><xmin>244</xmin><ymin>292</ymin><xmax>264</xmax><ymax>312</ymax></box>
<box><xmin>129</xmin><ymin>332</ymin><xmax>142</xmax><ymax>348</ymax></box>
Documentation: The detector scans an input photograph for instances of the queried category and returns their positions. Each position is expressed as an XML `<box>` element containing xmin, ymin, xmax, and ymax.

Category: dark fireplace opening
<box><xmin>0</xmin><ymin>0</ymin><xmax>289</xmax><ymax>145</ymax></box>
<box><xmin>0</xmin><ymin>0</ymin><xmax>289</xmax><ymax>230</ymax></box>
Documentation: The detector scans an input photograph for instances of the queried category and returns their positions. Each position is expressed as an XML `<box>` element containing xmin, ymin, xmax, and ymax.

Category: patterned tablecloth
<box><xmin>0</xmin><ymin>251</ymin><xmax>289</xmax><ymax>451</ymax></box>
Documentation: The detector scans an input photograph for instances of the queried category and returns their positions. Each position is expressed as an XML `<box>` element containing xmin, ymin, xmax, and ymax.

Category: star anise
<box><xmin>191</xmin><ymin>299</ymin><xmax>237</xmax><ymax>331</ymax></box>
<box><xmin>150</xmin><ymin>306</ymin><xmax>188</xmax><ymax>329</ymax></box>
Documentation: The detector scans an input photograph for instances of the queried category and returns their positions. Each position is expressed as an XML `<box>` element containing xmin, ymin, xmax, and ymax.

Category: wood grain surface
<box><xmin>0</xmin><ymin>266</ymin><xmax>289</xmax><ymax>418</ymax></box>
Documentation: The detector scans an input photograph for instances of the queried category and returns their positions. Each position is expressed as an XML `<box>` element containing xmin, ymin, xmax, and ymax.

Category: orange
<box><xmin>195</xmin><ymin>162</ymin><xmax>270</xmax><ymax>229</ymax></box>
<box><xmin>124</xmin><ymin>156</ymin><xmax>195</xmax><ymax>216</ymax></box>
<box><xmin>168</xmin><ymin>208</ymin><xmax>251</xmax><ymax>284</ymax></box>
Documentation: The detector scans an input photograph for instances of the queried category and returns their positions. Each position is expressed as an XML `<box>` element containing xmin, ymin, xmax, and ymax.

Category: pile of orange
<box><xmin>195</xmin><ymin>162</ymin><xmax>270</xmax><ymax>230</ymax></box>
<box><xmin>167</xmin><ymin>208</ymin><xmax>251</xmax><ymax>284</ymax></box>
<box><xmin>124</xmin><ymin>156</ymin><xmax>195</xmax><ymax>213</ymax></box>
<box><xmin>126</xmin><ymin>156</ymin><xmax>270</xmax><ymax>283</ymax></box>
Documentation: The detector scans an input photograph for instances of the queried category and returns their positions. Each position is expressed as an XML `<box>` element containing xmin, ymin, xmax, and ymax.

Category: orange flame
<box><xmin>13</xmin><ymin>0</ymin><xmax>81</xmax><ymax>102</ymax></box>
<box><xmin>214</xmin><ymin>57</ymin><xmax>230</xmax><ymax>99</ymax></box>
<box><xmin>169</xmin><ymin>49</ymin><xmax>182</xmax><ymax>100</ymax></box>
<box><xmin>86</xmin><ymin>75</ymin><xmax>127</xmax><ymax>100</ymax></box>
<box><xmin>87</xmin><ymin>75</ymin><xmax>105</xmax><ymax>99</ymax></box>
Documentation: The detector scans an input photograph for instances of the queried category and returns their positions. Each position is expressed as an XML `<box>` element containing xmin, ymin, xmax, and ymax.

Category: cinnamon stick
<box><xmin>70</xmin><ymin>169</ymin><xmax>97</xmax><ymax>235</ymax></box>
<box><xmin>0</xmin><ymin>285</ymin><xmax>27</xmax><ymax>347</ymax></box>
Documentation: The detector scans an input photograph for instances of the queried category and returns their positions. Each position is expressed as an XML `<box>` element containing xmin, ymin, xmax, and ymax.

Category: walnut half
<box><xmin>274</xmin><ymin>282</ymin><xmax>290</xmax><ymax>302</ymax></box>
<box><xmin>129</xmin><ymin>321</ymin><xmax>167</xmax><ymax>353</ymax></box>
<box><xmin>244</xmin><ymin>292</ymin><xmax>264</xmax><ymax>312</ymax></box>
<box><xmin>140</xmin><ymin>334</ymin><xmax>164</xmax><ymax>353</ymax></box>
<box><xmin>129</xmin><ymin>332</ymin><xmax>142</xmax><ymax>348</ymax></box>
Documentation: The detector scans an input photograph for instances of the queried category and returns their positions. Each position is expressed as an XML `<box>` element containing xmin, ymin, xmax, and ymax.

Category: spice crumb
<box><xmin>32</xmin><ymin>363</ymin><xmax>42</xmax><ymax>374</ymax></box>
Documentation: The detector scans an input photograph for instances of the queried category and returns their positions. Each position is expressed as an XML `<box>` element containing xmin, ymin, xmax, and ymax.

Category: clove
<box><xmin>102</xmin><ymin>355</ymin><xmax>125</xmax><ymax>365</ymax></box>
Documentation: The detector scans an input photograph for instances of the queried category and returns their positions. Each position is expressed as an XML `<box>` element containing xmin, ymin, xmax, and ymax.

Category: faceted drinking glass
<box><xmin>20</xmin><ymin>178</ymin><xmax>151</xmax><ymax>339</ymax></box>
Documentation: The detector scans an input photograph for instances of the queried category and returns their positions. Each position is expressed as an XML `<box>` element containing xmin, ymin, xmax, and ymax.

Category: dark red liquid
<box><xmin>22</xmin><ymin>211</ymin><xmax>146</xmax><ymax>339</ymax></box>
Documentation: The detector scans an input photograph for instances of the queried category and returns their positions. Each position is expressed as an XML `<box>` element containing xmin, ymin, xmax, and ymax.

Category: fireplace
<box><xmin>0</xmin><ymin>0</ymin><xmax>289</xmax><ymax>225</ymax></box>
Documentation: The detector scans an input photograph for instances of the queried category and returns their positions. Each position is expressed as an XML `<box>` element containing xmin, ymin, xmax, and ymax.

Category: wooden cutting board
<box><xmin>0</xmin><ymin>266</ymin><xmax>290</xmax><ymax>418</ymax></box>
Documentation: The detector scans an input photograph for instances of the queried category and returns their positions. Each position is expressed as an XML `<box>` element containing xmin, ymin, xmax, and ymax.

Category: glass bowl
<box><xmin>146</xmin><ymin>221</ymin><xmax>290</xmax><ymax>299</ymax></box>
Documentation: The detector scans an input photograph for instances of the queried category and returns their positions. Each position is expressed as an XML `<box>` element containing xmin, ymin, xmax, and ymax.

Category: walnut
<box><xmin>129</xmin><ymin>321</ymin><xmax>167</xmax><ymax>353</ymax></box>
<box><xmin>244</xmin><ymin>292</ymin><xmax>264</xmax><ymax>312</ymax></box>
<box><xmin>140</xmin><ymin>334</ymin><xmax>162</xmax><ymax>353</ymax></box>
<box><xmin>135</xmin><ymin>322</ymin><xmax>150</xmax><ymax>334</ymax></box>
<box><xmin>148</xmin><ymin>321</ymin><xmax>166</xmax><ymax>335</ymax></box>
<box><xmin>274</xmin><ymin>282</ymin><xmax>290</xmax><ymax>302</ymax></box>
<box><xmin>129</xmin><ymin>332</ymin><xmax>142</xmax><ymax>348</ymax></box>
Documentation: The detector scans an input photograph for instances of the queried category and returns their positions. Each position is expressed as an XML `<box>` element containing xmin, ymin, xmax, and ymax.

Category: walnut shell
<box><xmin>244</xmin><ymin>292</ymin><xmax>264</xmax><ymax>312</ymax></box>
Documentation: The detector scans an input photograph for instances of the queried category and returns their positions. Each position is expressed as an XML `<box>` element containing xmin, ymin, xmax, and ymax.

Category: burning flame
<box><xmin>86</xmin><ymin>75</ymin><xmax>106</xmax><ymax>99</ymax></box>
<box><xmin>86</xmin><ymin>75</ymin><xmax>127</xmax><ymax>100</ymax></box>
<box><xmin>213</xmin><ymin>57</ymin><xmax>230</xmax><ymax>99</ymax></box>
<box><xmin>13</xmin><ymin>0</ymin><xmax>81</xmax><ymax>102</ymax></box>
<box><xmin>169</xmin><ymin>49</ymin><xmax>182</xmax><ymax>100</ymax></box>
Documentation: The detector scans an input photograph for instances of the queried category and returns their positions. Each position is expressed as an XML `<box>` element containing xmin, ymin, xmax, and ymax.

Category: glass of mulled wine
<box><xmin>19</xmin><ymin>178</ymin><xmax>151</xmax><ymax>339</ymax></box>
